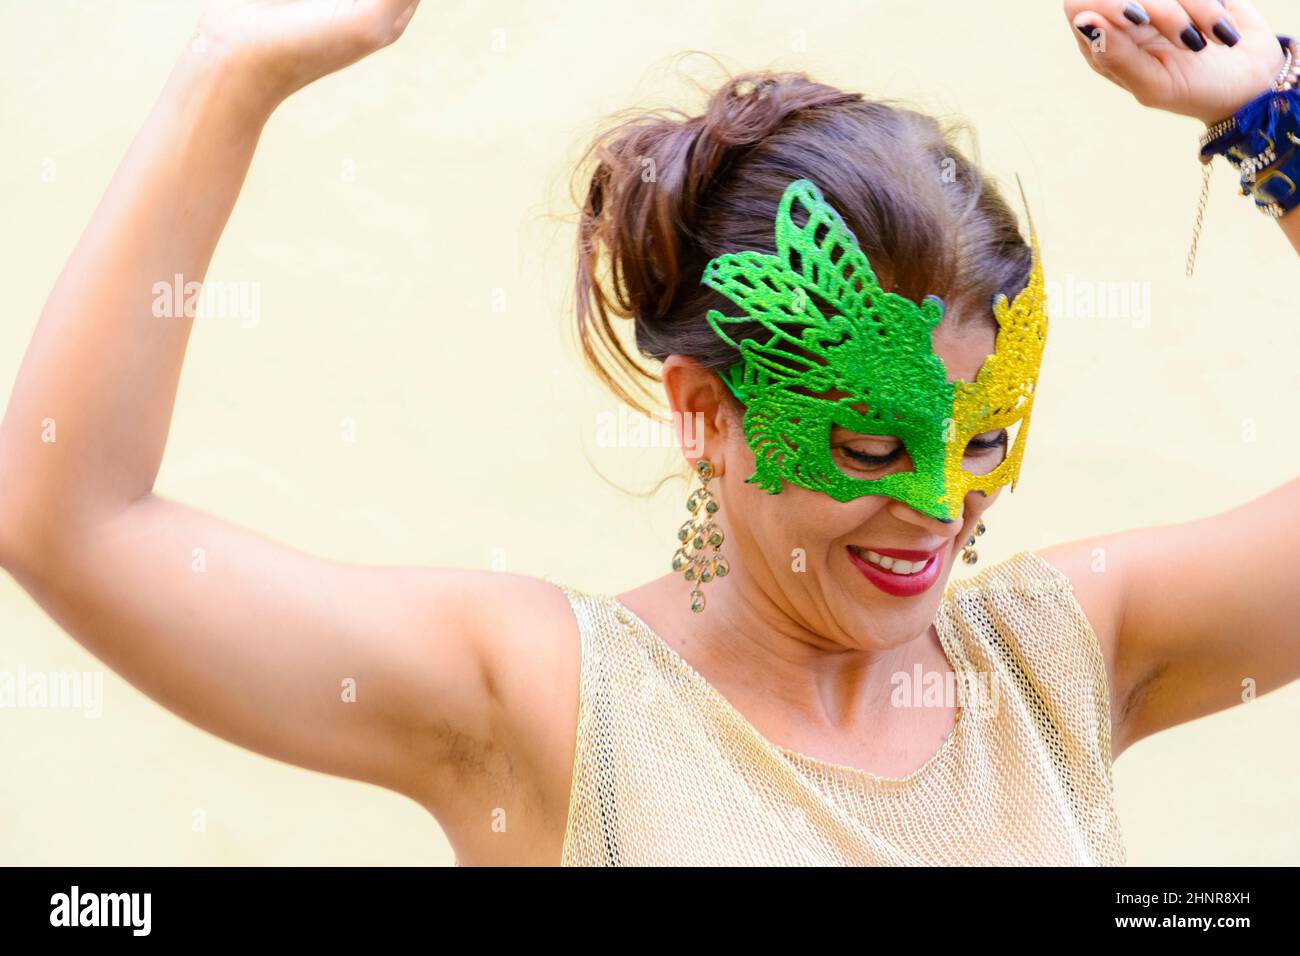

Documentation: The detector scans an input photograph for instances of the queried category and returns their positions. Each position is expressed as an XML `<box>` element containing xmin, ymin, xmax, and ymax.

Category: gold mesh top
<box><xmin>556</xmin><ymin>549</ymin><xmax>1126</xmax><ymax>866</ymax></box>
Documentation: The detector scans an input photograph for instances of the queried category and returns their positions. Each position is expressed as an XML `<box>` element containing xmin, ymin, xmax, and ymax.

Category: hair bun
<box><xmin>573</xmin><ymin>70</ymin><xmax>860</xmax><ymax>411</ymax></box>
<box><xmin>573</xmin><ymin>66</ymin><xmax>1030</xmax><ymax>419</ymax></box>
<box><xmin>682</xmin><ymin>73</ymin><xmax>860</xmax><ymax>234</ymax></box>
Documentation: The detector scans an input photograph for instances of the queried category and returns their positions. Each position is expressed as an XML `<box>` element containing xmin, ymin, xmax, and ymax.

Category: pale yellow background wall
<box><xmin>1</xmin><ymin>0</ymin><xmax>1296</xmax><ymax>865</ymax></box>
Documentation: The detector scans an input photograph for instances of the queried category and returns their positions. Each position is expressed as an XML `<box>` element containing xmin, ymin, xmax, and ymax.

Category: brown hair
<box><xmin>572</xmin><ymin>62</ymin><xmax>1033</xmax><ymax>417</ymax></box>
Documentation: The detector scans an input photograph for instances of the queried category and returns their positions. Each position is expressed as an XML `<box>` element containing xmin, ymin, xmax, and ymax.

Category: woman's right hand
<box><xmin>194</xmin><ymin>0</ymin><xmax>421</xmax><ymax>110</ymax></box>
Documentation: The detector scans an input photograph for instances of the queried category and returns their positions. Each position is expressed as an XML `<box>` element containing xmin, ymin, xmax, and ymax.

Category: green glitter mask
<box><xmin>700</xmin><ymin>178</ymin><xmax>1048</xmax><ymax>522</ymax></box>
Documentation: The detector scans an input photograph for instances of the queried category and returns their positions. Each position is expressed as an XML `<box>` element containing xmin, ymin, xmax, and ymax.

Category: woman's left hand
<box><xmin>1063</xmin><ymin>0</ymin><xmax>1287</xmax><ymax>125</ymax></box>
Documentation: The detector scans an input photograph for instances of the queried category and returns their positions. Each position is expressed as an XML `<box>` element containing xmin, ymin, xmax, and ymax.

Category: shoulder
<box><xmin>400</xmin><ymin>569</ymin><xmax>588</xmax><ymax>862</ymax></box>
<box><xmin>944</xmin><ymin>548</ymin><xmax>1080</xmax><ymax>600</ymax></box>
<box><xmin>382</xmin><ymin>567</ymin><xmax>584</xmax><ymax>719</ymax></box>
<box><xmin>941</xmin><ymin>548</ymin><xmax>1111</xmax><ymax>660</ymax></box>
<box><xmin>941</xmin><ymin>547</ymin><xmax>1119</xmax><ymax>697</ymax></box>
<box><xmin>1025</xmin><ymin>540</ymin><xmax>1124</xmax><ymax>671</ymax></box>
<box><xmin>455</xmin><ymin>571</ymin><xmax>584</xmax><ymax>722</ymax></box>
<box><xmin>1021</xmin><ymin>541</ymin><xmax>1127</xmax><ymax>750</ymax></box>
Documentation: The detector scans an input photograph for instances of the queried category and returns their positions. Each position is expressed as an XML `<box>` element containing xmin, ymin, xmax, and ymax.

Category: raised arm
<box><xmin>1038</xmin><ymin>479</ymin><xmax>1300</xmax><ymax>756</ymax></box>
<box><xmin>1055</xmin><ymin>1</ymin><xmax>1300</xmax><ymax>752</ymax></box>
<box><xmin>0</xmin><ymin>0</ymin><xmax>572</xmax><ymax>854</ymax></box>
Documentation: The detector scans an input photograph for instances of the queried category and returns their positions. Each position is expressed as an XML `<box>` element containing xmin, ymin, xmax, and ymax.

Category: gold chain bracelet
<box><xmin>1187</xmin><ymin>36</ymin><xmax>1300</xmax><ymax>277</ymax></box>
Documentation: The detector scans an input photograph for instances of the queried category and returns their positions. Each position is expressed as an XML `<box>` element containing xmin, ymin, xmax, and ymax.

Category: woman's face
<box><xmin>666</xmin><ymin>316</ymin><xmax>1007</xmax><ymax>651</ymax></box>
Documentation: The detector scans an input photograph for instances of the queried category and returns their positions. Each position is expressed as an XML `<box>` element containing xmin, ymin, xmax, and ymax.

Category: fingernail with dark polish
<box><xmin>1077</xmin><ymin>23</ymin><xmax>1102</xmax><ymax>42</ymax></box>
<box><xmin>1181</xmin><ymin>24</ymin><xmax>1207</xmax><ymax>51</ymax></box>
<box><xmin>1213</xmin><ymin>20</ymin><xmax>1240</xmax><ymax>46</ymax></box>
<box><xmin>1123</xmin><ymin>3</ymin><xmax>1150</xmax><ymax>26</ymax></box>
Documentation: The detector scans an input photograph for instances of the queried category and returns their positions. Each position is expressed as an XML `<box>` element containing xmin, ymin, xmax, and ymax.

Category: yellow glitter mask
<box><xmin>702</xmin><ymin>178</ymin><xmax>1048</xmax><ymax>522</ymax></box>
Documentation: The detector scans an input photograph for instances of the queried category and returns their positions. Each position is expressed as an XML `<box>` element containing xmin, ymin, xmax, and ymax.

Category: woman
<box><xmin>0</xmin><ymin>0</ymin><xmax>1295</xmax><ymax>866</ymax></box>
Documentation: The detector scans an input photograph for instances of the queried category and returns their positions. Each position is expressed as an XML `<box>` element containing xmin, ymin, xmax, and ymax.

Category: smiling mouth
<box><xmin>845</xmin><ymin>545</ymin><xmax>936</xmax><ymax>576</ymax></box>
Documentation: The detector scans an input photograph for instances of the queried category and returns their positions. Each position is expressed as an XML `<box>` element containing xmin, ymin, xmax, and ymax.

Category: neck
<box><xmin>618</xmin><ymin>567</ymin><xmax>947</xmax><ymax>731</ymax></box>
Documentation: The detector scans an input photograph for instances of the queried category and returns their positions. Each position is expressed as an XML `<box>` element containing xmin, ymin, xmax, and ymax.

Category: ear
<box><xmin>660</xmin><ymin>355</ymin><xmax>735</xmax><ymax>473</ymax></box>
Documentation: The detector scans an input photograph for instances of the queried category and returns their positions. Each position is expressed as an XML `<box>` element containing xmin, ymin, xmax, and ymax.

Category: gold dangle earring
<box><xmin>671</xmin><ymin>458</ymin><xmax>729</xmax><ymax>613</ymax></box>
<box><xmin>961</xmin><ymin>519</ymin><xmax>987</xmax><ymax>565</ymax></box>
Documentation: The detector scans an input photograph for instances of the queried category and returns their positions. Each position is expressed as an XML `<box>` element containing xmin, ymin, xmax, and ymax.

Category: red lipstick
<box><xmin>846</xmin><ymin>544</ymin><xmax>944</xmax><ymax>597</ymax></box>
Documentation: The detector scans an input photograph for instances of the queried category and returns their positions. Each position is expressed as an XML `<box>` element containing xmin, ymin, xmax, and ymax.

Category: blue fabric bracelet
<box><xmin>1200</xmin><ymin>35</ymin><xmax>1300</xmax><ymax>218</ymax></box>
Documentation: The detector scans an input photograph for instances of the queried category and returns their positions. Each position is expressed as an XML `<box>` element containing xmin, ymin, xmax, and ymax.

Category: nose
<box><xmin>885</xmin><ymin>496</ymin><xmax>963</xmax><ymax>537</ymax></box>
